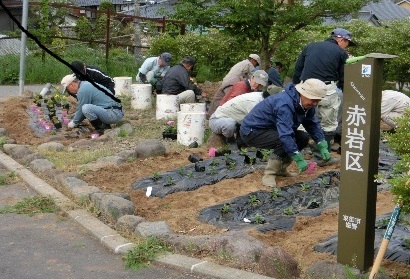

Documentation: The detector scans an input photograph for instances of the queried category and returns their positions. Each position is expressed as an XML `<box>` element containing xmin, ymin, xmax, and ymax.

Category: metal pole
<box><xmin>18</xmin><ymin>0</ymin><xmax>29</xmax><ymax>95</ymax></box>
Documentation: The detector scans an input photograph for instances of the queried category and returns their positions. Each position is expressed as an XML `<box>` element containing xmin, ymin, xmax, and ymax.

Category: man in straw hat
<box><xmin>240</xmin><ymin>79</ymin><xmax>336</xmax><ymax>187</ymax></box>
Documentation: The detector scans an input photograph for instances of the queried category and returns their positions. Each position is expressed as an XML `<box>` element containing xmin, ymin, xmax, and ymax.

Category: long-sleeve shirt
<box><xmin>138</xmin><ymin>56</ymin><xmax>169</xmax><ymax>78</ymax></box>
<box><xmin>219</xmin><ymin>80</ymin><xmax>251</xmax><ymax>106</ymax></box>
<box><xmin>381</xmin><ymin>90</ymin><xmax>410</xmax><ymax>128</ymax></box>
<box><xmin>293</xmin><ymin>38</ymin><xmax>348</xmax><ymax>90</ymax></box>
<box><xmin>241</xmin><ymin>84</ymin><xmax>325</xmax><ymax>156</ymax></box>
<box><xmin>73</xmin><ymin>81</ymin><xmax>121</xmax><ymax>124</ymax></box>
<box><xmin>214</xmin><ymin>92</ymin><xmax>265</xmax><ymax>123</ymax></box>
<box><xmin>157</xmin><ymin>64</ymin><xmax>201</xmax><ymax>95</ymax></box>
<box><xmin>222</xmin><ymin>59</ymin><xmax>254</xmax><ymax>83</ymax></box>
<box><xmin>267</xmin><ymin>67</ymin><xmax>283</xmax><ymax>87</ymax></box>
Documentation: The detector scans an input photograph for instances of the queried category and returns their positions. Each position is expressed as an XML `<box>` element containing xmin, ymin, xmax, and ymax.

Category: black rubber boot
<box><xmin>90</xmin><ymin>119</ymin><xmax>105</xmax><ymax>136</ymax></box>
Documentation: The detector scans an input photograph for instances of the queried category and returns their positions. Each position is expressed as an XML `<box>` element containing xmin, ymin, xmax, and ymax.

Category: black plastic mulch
<box><xmin>314</xmin><ymin>213</ymin><xmax>410</xmax><ymax>264</ymax></box>
<box><xmin>197</xmin><ymin>171</ymin><xmax>341</xmax><ymax>231</ymax></box>
<box><xmin>131</xmin><ymin>151</ymin><xmax>265</xmax><ymax>198</ymax></box>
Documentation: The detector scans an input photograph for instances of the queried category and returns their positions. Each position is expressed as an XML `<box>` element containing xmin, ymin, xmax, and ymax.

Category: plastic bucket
<box><xmin>131</xmin><ymin>84</ymin><xmax>152</xmax><ymax>110</ymax></box>
<box><xmin>156</xmin><ymin>94</ymin><xmax>179</xmax><ymax>120</ymax></box>
<box><xmin>180</xmin><ymin>103</ymin><xmax>206</xmax><ymax>113</ymax></box>
<box><xmin>113</xmin><ymin>77</ymin><xmax>132</xmax><ymax>96</ymax></box>
<box><xmin>177</xmin><ymin>111</ymin><xmax>206</xmax><ymax>146</ymax></box>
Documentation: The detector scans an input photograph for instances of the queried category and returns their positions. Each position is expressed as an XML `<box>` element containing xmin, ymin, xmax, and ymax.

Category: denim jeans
<box><xmin>82</xmin><ymin>104</ymin><xmax>124</xmax><ymax>124</ymax></box>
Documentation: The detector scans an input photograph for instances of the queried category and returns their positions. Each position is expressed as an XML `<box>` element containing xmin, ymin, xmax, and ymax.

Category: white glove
<box><xmin>67</xmin><ymin>120</ymin><xmax>76</xmax><ymax>129</ymax></box>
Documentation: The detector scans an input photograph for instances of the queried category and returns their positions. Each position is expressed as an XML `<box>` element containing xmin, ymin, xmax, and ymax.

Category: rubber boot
<box><xmin>262</xmin><ymin>156</ymin><xmax>284</xmax><ymax>187</ymax></box>
<box><xmin>90</xmin><ymin>119</ymin><xmax>105</xmax><ymax>136</ymax></box>
<box><xmin>311</xmin><ymin>133</ymin><xmax>340</xmax><ymax>167</ymax></box>
<box><xmin>278</xmin><ymin>157</ymin><xmax>297</xmax><ymax>177</ymax></box>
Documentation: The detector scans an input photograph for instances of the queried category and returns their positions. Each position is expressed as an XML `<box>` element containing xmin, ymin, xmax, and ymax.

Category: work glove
<box><xmin>67</xmin><ymin>120</ymin><xmax>77</xmax><ymax>129</ymax></box>
<box><xmin>150</xmin><ymin>77</ymin><xmax>158</xmax><ymax>86</ymax></box>
<box><xmin>138</xmin><ymin>72</ymin><xmax>147</xmax><ymax>83</ymax></box>
<box><xmin>291</xmin><ymin>152</ymin><xmax>308</xmax><ymax>173</ymax></box>
<box><xmin>316</xmin><ymin>140</ymin><xmax>331</xmax><ymax>161</ymax></box>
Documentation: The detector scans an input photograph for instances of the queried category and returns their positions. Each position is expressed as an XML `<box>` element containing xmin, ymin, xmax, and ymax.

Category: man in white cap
<box><xmin>136</xmin><ymin>52</ymin><xmax>172</xmax><ymax>88</ymax></box>
<box><xmin>240</xmin><ymin>79</ymin><xmax>334</xmax><ymax>187</ymax></box>
<box><xmin>293</xmin><ymin>28</ymin><xmax>356</xmax><ymax>166</ymax></box>
<box><xmin>60</xmin><ymin>74</ymin><xmax>124</xmax><ymax>137</ymax></box>
<box><xmin>208</xmin><ymin>54</ymin><xmax>261</xmax><ymax>116</ymax></box>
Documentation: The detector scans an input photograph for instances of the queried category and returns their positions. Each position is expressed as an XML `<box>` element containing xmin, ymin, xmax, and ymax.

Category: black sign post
<box><xmin>337</xmin><ymin>54</ymin><xmax>396</xmax><ymax>270</ymax></box>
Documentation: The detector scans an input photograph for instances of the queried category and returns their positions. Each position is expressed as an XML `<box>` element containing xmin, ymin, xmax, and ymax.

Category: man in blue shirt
<box><xmin>61</xmin><ymin>74</ymin><xmax>124</xmax><ymax>137</ymax></box>
<box><xmin>240</xmin><ymin>79</ymin><xmax>334</xmax><ymax>187</ymax></box>
<box><xmin>136</xmin><ymin>52</ymin><xmax>172</xmax><ymax>88</ymax></box>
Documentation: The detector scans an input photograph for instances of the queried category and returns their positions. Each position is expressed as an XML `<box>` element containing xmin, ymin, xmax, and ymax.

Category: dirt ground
<box><xmin>0</xmin><ymin>86</ymin><xmax>408</xmax><ymax>278</ymax></box>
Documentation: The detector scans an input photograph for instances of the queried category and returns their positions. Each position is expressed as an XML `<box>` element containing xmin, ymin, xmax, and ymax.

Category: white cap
<box><xmin>60</xmin><ymin>74</ymin><xmax>76</xmax><ymax>94</ymax></box>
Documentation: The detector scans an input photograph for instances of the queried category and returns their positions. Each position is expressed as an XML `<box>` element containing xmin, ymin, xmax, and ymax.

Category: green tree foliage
<box><xmin>148</xmin><ymin>31</ymin><xmax>256</xmax><ymax>82</ymax></box>
<box><xmin>172</xmin><ymin>0</ymin><xmax>375</xmax><ymax>69</ymax></box>
<box><xmin>74</xmin><ymin>16</ymin><xmax>93</xmax><ymax>41</ymax></box>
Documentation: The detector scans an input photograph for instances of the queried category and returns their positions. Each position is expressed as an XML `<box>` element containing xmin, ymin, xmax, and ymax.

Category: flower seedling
<box><xmin>186</xmin><ymin>171</ymin><xmax>194</xmax><ymax>178</ymax></box>
<box><xmin>178</xmin><ymin>167</ymin><xmax>186</xmax><ymax>175</ymax></box>
<box><xmin>163</xmin><ymin>120</ymin><xmax>177</xmax><ymax>134</ymax></box>
<box><xmin>151</xmin><ymin>172</ymin><xmax>160</xmax><ymax>182</ymax></box>
<box><xmin>300</xmin><ymin>183</ymin><xmax>310</xmax><ymax>191</ymax></box>
<box><xmin>284</xmin><ymin>206</ymin><xmax>295</xmax><ymax>215</ymax></box>
<box><xmin>247</xmin><ymin>194</ymin><xmax>260</xmax><ymax>206</ymax></box>
<box><xmin>164</xmin><ymin>176</ymin><xmax>174</xmax><ymax>187</ymax></box>
<box><xmin>209</xmin><ymin>165</ymin><xmax>216</xmax><ymax>174</ymax></box>
<box><xmin>239</xmin><ymin>148</ymin><xmax>248</xmax><ymax>156</ymax></box>
<box><xmin>228</xmin><ymin>161</ymin><xmax>236</xmax><ymax>170</ymax></box>
<box><xmin>254</xmin><ymin>212</ymin><xmax>265</xmax><ymax>224</ymax></box>
<box><xmin>221</xmin><ymin>204</ymin><xmax>230</xmax><ymax>214</ymax></box>
<box><xmin>271</xmin><ymin>187</ymin><xmax>280</xmax><ymax>200</ymax></box>
<box><xmin>260</xmin><ymin>149</ymin><xmax>272</xmax><ymax>161</ymax></box>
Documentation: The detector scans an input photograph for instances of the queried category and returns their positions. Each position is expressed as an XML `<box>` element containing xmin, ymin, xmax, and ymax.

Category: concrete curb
<box><xmin>0</xmin><ymin>150</ymin><xmax>275</xmax><ymax>279</ymax></box>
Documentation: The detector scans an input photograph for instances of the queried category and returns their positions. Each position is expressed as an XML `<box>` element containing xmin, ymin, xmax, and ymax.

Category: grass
<box><xmin>37</xmin><ymin>148</ymin><xmax>115</xmax><ymax>171</ymax></box>
<box><xmin>0</xmin><ymin>196</ymin><xmax>58</xmax><ymax>216</ymax></box>
<box><xmin>123</xmin><ymin>236</ymin><xmax>170</xmax><ymax>270</ymax></box>
<box><xmin>0</xmin><ymin>171</ymin><xmax>18</xmax><ymax>186</ymax></box>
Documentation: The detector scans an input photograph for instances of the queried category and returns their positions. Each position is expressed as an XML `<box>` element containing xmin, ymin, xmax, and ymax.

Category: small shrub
<box><xmin>124</xmin><ymin>237</ymin><xmax>170</xmax><ymax>270</ymax></box>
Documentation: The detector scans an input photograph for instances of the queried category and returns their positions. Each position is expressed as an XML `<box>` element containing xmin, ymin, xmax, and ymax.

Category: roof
<box><xmin>361</xmin><ymin>0</ymin><xmax>410</xmax><ymax>21</ymax></box>
<box><xmin>75</xmin><ymin>0</ymin><xmax>134</xmax><ymax>6</ymax></box>
<box><xmin>0</xmin><ymin>35</ymin><xmax>26</xmax><ymax>56</ymax></box>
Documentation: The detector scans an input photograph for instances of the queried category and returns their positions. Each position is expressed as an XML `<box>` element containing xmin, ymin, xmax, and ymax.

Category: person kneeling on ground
<box><xmin>156</xmin><ymin>56</ymin><xmax>205</xmax><ymax>106</ymax></box>
<box><xmin>209</xmin><ymin>91</ymin><xmax>271</xmax><ymax>148</ymax></box>
<box><xmin>60</xmin><ymin>74</ymin><xmax>124</xmax><ymax>136</ymax></box>
<box><xmin>240</xmin><ymin>79</ymin><xmax>334</xmax><ymax>187</ymax></box>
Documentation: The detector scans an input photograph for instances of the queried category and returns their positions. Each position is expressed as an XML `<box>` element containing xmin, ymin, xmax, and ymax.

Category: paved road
<box><xmin>0</xmin><ymin>165</ymin><xmax>216</xmax><ymax>279</ymax></box>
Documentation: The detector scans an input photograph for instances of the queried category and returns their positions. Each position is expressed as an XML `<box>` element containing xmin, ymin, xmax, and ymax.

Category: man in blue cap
<box><xmin>293</xmin><ymin>28</ymin><xmax>356</xmax><ymax>166</ymax></box>
<box><xmin>136</xmin><ymin>52</ymin><xmax>172</xmax><ymax>88</ymax></box>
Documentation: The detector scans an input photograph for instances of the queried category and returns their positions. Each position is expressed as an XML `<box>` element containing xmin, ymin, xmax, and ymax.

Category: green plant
<box><xmin>209</xmin><ymin>165</ymin><xmax>216</xmax><ymax>174</ymax></box>
<box><xmin>247</xmin><ymin>194</ymin><xmax>260</xmax><ymax>206</ymax></box>
<box><xmin>271</xmin><ymin>187</ymin><xmax>280</xmax><ymax>200</ymax></box>
<box><xmin>210</xmin><ymin>159</ymin><xmax>220</xmax><ymax>166</ymax></box>
<box><xmin>403</xmin><ymin>238</ymin><xmax>410</xmax><ymax>250</ymax></box>
<box><xmin>260</xmin><ymin>149</ymin><xmax>272</xmax><ymax>160</ymax></box>
<box><xmin>221</xmin><ymin>204</ymin><xmax>230</xmax><ymax>214</ymax></box>
<box><xmin>164</xmin><ymin>176</ymin><xmax>174</xmax><ymax>186</ymax></box>
<box><xmin>239</xmin><ymin>148</ymin><xmax>248</xmax><ymax>155</ymax></box>
<box><xmin>300</xmin><ymin>183</ymin><xmax>310</xmax><ymax>191</ymax></box>
<box><xmin>186</xmin><ymin>171</ymin><xmax>193</xmax><ymax>178</ymax></box>
<box><xmin>118</xmin><ymin>128</ymin><xmax>128</xmax><ymax>138</ymax></box>
<box><xmin>284</xmin><ymin>206</ymin><xmax>295</xmax><ymax>215</ymax></box>
<box><xmin>228</xmin><ymin>161</ymin><xmax>236</xmax><ymax>170</ymax></box>
<box><xmin>123</xmin><ymin>236</ymin><xmax>169</xmax><ymax>270</ymax></box>
<box><xmin>0</xmin><ymin>171</ymin><xmax>17</xmax><ymax>185</ymax></box>
<box><xmin>0</xmin><ymin>136</ymin><xmax>7</xmax><ymax>147</ymax></box>
<box><xmin>178</xmin><ymin>167</ymin><xmax>186</xmax><ymax>175</ymax></box>
<box><xmin>0</xmin><ymin>196</ymin><xmax>57</xmax><ymax>216</ymax></box>
<box><xmin>151</xmin><ymin>172</ymin><xmax>160</xmax><ymax>182</ymax></box>
<box><xmin>254</xmin><ymin>212</ymin><xmax>265</xmax><ymax>224</ymax></box>
<box><xmin>163</xmin><ymin>120</ymin><xmax>177</xmax><ymax>134</ymax></box>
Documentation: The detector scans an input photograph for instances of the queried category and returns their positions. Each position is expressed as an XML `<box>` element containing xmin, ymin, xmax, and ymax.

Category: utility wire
<box><xmin>0</xmin><ymin>1</ymin><xmax>121</xmax><ymax>103</ymax></box>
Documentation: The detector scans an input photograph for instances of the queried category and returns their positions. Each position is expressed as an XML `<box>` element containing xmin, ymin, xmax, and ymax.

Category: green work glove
<box><xmin>150</xmin><ymin>77</ymin><xmax>158</xmax><ymax>86</ymax></box>
<box><xmin>317</xmin><ymin>140</ymin><xmax>331</xmax><ymax>161</ymax></box>
<box><xmin>291</xmin><ymin>152</ymin><xmax>308</xmax><ymax>173</ymax></box>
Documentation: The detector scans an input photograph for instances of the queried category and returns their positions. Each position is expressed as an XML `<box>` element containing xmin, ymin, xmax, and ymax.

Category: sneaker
<box><xmin>313</xmin><ymin>157</ymin><xmax>340</xmax><ymax>167</ymax></box>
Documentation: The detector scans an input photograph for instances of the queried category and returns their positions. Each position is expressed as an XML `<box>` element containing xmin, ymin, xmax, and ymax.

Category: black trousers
<box><xmin>240</xmin><ymin>129</ymin><xmax>310</xmax><ymax>158</ymax></box>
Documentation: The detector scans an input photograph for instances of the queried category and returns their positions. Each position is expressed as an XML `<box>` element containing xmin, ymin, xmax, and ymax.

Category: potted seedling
<box><xmin>162</xmin><ymin>120</ymin><xmax>177</xmax><ymax>140</ymax></box>
<box><xmin>51</xmin><ymin>116</ymin><xmax>62</xmax><ymax>129</ymax></box>
<box><xmin>244</xmin><ymin>155</ymin><xmax>256</xmax><ymax>165</ymax></box>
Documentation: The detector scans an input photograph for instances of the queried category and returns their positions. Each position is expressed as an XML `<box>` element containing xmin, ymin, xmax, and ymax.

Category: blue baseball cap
<box><xmin>331</xmin><ymin>28</ymin><xmax>356</xmax><ymax>46</ymax></box>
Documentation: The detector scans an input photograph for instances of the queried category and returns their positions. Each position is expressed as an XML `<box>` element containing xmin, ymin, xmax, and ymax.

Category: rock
<box><xmin>118</xmin><ymin>149</ymin><xmax>137</xmax><ymax>160</ymax></box>
<box><xmin>258</xmin><ymin>247</ymin><xmax>300</xmax><ymax>279</ymax></box>
<box><xmin>134</xmin><ymin>139</ymin><xmax>166</xmax><ymax>159</ymax></box>
<box><xmin>116</xmin><ymin>215</ymin><xmax>145</xmax><ymax>233</ymax></box>
<box><xmin>118</xmin><ymin>123</ymin><xmax>134</xmax><ymax>134</ymax></box>
<box><xmin>99</xmin><ymin>195</ymin><xmax>136</xmax><ymax>223</ymax></box>
<box><xmin>3</xmin><ymin>144</ymin><xmax>32</xmax><ymax>159</ymax></box>
<box><xmin>37</xmin><ymin>142</ymin><xmax>65</xmax><ymax>152</ymax></box>
<box><xmin>70</xmin><ymin>185</ymin><xmax>102</xmax><ymax>200</ymax></box>
<box><xmin>29</xmin><ymin>158</ymin><xmax>56</xmax><ymax>172</ymax></box>
<box><xmin>20</xmin><ymin>153</ymin><xmax>45</xmax><ymax>165</ymax></box>
<box><xmin>96</xmin><ymin>155</ymin><xmax>124</xmax><ymax>165</ymax></box>
<box><xmin>135</xmin><ymin>221</ymin><xmax>173</xmax><ymax>237</ymax></box>
<box><xmin>60</xmin><ymin>176</ymin><xmax>89</xmax><ymax>190</ymax></box>
<box><xmin>207</xmin><ymin>133</ymin><xmax>227</xmax><ymax>149</ymax></box>
<box><xmin>0</xmin><ymin>127</ymin><xmax>8</xmax><ymax>137</ymax></box>
<box><xmin>69</xmin><ymin>139</ymin><xmax>95</xmax><ymax>148</ymax></box>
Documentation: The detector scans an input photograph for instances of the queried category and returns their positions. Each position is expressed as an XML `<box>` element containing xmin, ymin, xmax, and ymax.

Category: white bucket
<box><xmin>156</xmin><ymin>94</ymin><xmax>179</xmax><ymax>120</ymax></box>
<box><xmin>177</xmin><ymin>111</ymin><xmax>206</xmax><ymax>146</ymax></box>
<box><xmin>180</xmin><ymin>103</ymin><xmax>206</xmax><ymax>113</ymax></box>
<box><xmin>113</xmin><ymin>77</ymin><xmax>132</xmax><ymax>96</ymax></box>
<box><xmin>131</xmin><ymin>84</ymin><xmax>152</xmax><ymax>110</ymax></box>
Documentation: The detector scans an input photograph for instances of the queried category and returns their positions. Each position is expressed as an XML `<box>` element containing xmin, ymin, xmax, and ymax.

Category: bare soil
<box><xmin>0</xmin><ymin>86</ymin><xmax>408</xmax><ymax>278</ymax></box>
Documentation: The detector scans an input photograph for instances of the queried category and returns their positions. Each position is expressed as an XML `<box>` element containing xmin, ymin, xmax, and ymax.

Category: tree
<box><xmin>172</xmin><ymin>0</ymin><xmax>375</xmax><ymax>70</ymax></box>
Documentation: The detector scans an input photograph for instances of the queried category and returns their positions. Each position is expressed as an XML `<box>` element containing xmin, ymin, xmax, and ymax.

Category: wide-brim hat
<box><xmin>251</xmin><ymin>70</ymin><xmax>268</xmax><ymax>87</ymax></box>
<box><xmin>295</xmin><ymin>79</ymin><xmax>327</xmax><ymax>100</ymax></box>
<box><xmin>249</xmin><ymin>54</ymin><xmax>261</xmax><ymax>65</ymax></box>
